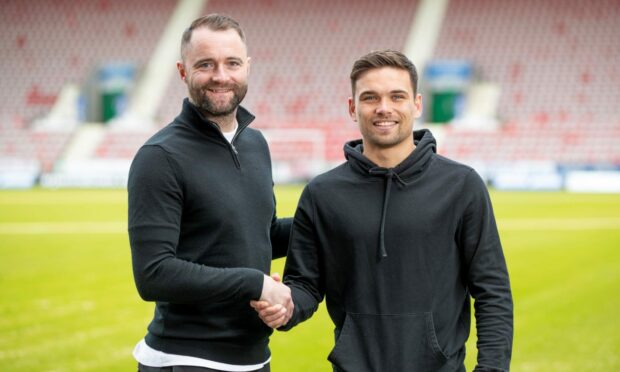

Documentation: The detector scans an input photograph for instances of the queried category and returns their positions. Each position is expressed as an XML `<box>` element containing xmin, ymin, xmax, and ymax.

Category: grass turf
<box><xmin>0</xmin><ymin>187</ymin><xmax>618</xmax><ymax>371</ymax></box>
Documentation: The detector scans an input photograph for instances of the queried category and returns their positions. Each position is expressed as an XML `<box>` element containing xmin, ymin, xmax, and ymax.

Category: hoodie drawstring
<box><xmin>369</xmin><ymin>168</ymin><xmax>408</xmax><ymax>259</ymax></box>
<box><xmin>379</xmin><ymin>172</ymin><xmax>393</xmax><ymax>259</ymax></box>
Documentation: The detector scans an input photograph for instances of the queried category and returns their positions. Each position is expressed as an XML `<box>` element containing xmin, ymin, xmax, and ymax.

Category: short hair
<box><xmin>350</xmin><ymin>50</ymin><xmax>418</xmax><ymax>96</ymax></box>
<box><xmin>180</xmin><ymin>14</ymin><xmax>246</xmax><ymax>59</ymax></box>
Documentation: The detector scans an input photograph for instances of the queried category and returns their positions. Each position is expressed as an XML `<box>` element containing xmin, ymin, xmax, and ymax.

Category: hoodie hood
<box><xmin>344</xmin><ymin>129</ymin><xmax>436</xmax><ymax>179</ymax></box>
<box><xmin>343</xmin><ymin>129</ymin><xmax>437</xmax><ymax>259</ymax></box>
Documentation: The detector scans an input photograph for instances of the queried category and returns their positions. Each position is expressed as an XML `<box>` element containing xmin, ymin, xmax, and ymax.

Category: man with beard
<box><xmin>128</xmin><ymin>14</ymin><xmax>293</xmax><ymax>372</ymax></box>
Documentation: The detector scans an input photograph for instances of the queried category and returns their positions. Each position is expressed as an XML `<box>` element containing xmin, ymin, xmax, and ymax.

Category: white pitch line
<box><xmin>0</xmin><ymin>221</ymin><xmax>126</xmax><ymax>234</ymax></box>
<box><xmin>0</xmin><ymin>218</ymin><xmax>619</xmax><ymax>235</ymax></box>
<box><xmin>498</xmin><ymin>217</ymin><xmax>620</xmax><ymax>230</ymax></box>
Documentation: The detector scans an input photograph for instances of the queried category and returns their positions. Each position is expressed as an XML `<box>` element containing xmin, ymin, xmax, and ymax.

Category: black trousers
<box><xmin>138</xmin><ymin>363</ymin><xmax>270</xmax><ymax>372</ymax></box>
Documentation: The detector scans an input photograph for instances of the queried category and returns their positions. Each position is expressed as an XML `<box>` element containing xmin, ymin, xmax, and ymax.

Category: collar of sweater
<box><xmin>176</xmin><ymin>98</ymin><xmax>256</xmax><ymax>141</ymax></box>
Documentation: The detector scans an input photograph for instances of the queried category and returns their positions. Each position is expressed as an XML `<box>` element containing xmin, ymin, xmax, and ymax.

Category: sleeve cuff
<box><xmin>240</xmin><ymin>269</ymin><xmax>265</xmax><ymax>301</ymax></box>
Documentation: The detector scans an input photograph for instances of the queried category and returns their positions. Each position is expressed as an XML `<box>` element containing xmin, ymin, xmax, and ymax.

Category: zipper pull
<box><xmin>231</xmin><ymin>143</ymin><xmax>238</xmax><ymax>154</ymax></box>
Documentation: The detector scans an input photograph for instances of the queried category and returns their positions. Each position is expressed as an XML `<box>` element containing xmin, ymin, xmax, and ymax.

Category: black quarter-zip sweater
<box><xmin>128</xmin><ymin>98</ymin><xmax>291</xmax><ymax>365</ymax></box>
<box><xmin>282</xmin><ymin>130</ymin><xmax>513</xmax><ymax>371</ymax></box>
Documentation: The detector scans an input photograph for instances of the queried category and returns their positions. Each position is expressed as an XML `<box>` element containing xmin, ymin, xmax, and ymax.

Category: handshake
<box><xmin>250</xmin><ymin>273</ymin><xmax>294</xmax><ymax>329</ymax></box>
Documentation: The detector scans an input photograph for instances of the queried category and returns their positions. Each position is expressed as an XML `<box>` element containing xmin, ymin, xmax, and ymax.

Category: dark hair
<box><xmin>350</xmin><ymin>50</ymin><xmax>418</xmax><ymax>96</ymax></box>
<box><xmin>181</xmin><ymin>14</ymin><xmax>246</xmax><ymax>59</ymax></box>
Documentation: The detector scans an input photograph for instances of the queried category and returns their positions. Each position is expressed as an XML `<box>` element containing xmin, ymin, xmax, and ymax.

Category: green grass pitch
<box><xmin>0</xmin><ymin>187</ymin><xmax>618</xmax><ymax>371</ymax></box>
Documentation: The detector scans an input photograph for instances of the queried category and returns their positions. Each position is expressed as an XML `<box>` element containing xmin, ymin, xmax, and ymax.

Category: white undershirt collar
<box><xmin>222</xmin><ymin>121</ymin><xmax>238</xmax><ymax>143</ymax></box>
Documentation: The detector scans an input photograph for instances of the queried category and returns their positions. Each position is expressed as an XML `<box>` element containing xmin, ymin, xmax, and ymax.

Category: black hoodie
<box><xmin>282</xmin><ymin>130</ymin><xmax>513</xmax><ymax>371</ymax></box>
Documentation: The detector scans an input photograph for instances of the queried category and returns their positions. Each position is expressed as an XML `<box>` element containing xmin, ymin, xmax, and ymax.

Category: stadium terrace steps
<box><xmin>0</xmin><ymin>128</ymin><xmax>75</xmax><ymax>172</ymax></box>
<box><xmin>4</xmin><ymin>0</ymin><xmax>620</xmax><ymax>181</ymax></box>
<box><xmin>0</xmin><ymin>0</ymin><xmax>177</xmax><ymax>123</ymax></box>
<box><xmin>439</xmin><ymin>122</ymin><xmax>620</xmax><ymax>165</ymax></box>
<box><xmin>433</xmin><ymin>0</ymin><xmax>620</xmax><ymax>124</ymax></box>
<box><xmin>156</xmin><ymin>0</ymin><xmax>419</xmax><ymax>162</ymax></box>
<box><xmin>0</xmin><ymin>0</ymin><xmax>175</xmax><ymax>175</ymax></box>
<box><xmin>93</xmin><ymin>129</ymin><xmax>157</xmax><ymax>159</ymax></box>
<box><xmin>432</xmin><ymin>0</ymin><xmax>620</xmax><ymax>168</ymax></box>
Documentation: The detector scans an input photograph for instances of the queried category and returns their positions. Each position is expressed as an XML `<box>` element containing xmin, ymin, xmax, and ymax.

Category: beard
<box><xmin>188</xmin><ymin>80</ymin><xmax>248</xmax><ymax>117</ymax></box>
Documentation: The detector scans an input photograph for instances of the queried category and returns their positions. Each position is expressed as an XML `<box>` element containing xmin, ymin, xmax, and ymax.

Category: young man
<box><xmin>253</xmin><ymin>50</ymin><xmax>513</xmax><ymax>371</ymax></box>
<box><xmin>128</xmin><ymin>14</ymin><xmax>292</xmax><ymax>372</ymax></box>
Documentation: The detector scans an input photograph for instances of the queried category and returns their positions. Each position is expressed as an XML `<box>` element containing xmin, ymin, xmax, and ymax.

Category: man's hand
<box><xmin>250</xmin><ymin>273</ymin><xmax>293</xmax><ymax>328</ymax></box>
<box><xmin>251</xmin><ymin>300</ymin><xmax>291</xmax><ymax>328</ymax></box>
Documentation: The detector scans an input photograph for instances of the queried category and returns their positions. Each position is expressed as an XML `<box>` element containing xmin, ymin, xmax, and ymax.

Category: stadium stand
<box><xmin>93</xmin><ymin>128</ymin><xmax>156</xmax><ymax>160</ymax></box>
<box><xmin>440</xmin><ymin>121</ymin><xmax>620</xmax><ymax>165</ymax></box>
<box><xmin>0</xmin><ymin>0</ymin><xmax>176</xmax><ymax>178</ymax></box>
<box><xmin>158</xmin><ymin>0</ymin><xmax>418</xmax><ymax>165</ymax></box>
<box><xmin>434</xmin><ymin>0</ymin><xmax>620</xmax><ymax>124</ymax></box>
<box><xmin>2</xmin><ymin>0</ymin><xmax>619</xmax><ymax>188</ymax></box>
<box><xmin>0</xmin><ymin>0</ymin><xmax>176</xmax><ymax>123</ymax></box>
<box><xmin>434</xmin><ymin>0</ymin><xmax>620</xmax><ymax>166</ymax></box>
<box><xmin>0</xmin><ymin>127</ymin><xmax>73</xmax><ymax>172</ymax></box>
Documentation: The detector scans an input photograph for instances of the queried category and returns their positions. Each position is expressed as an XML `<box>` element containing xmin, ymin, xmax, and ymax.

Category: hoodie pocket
<box><xmin>328</xmin><ymin>312</ymin><xmax>452</xmax><ymax>372</ymax></box>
